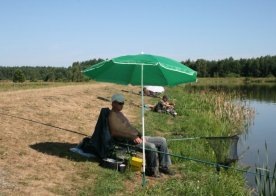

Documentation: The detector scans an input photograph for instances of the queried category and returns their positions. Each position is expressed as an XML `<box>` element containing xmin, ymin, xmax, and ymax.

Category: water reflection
<box><xmin>238</xmin><ymin>100</ymin><xmax>276</xmax><ymax>187</ymax></box>
<box><xmin>189</xmin><ymin>84</ymin><xmax>276</xmax><ymax>103</ymax></box>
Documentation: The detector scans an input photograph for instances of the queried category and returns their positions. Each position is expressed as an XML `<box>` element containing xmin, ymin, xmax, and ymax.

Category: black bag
<box><xmin>79</xmin><ymin>137</ymin><xmax>96</xmax><ymax>154</ymax></box>
<box><xmin>154</xmin><ymin>101</ymin><xmax>164</xmax><ymax>112</ymax></box>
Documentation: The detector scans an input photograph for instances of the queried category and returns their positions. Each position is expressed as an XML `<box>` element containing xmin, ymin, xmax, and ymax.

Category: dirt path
<box><xmin>0</xmin><ymin>83</ymin><xmax>144</xmax><ymax>195</ymax></box>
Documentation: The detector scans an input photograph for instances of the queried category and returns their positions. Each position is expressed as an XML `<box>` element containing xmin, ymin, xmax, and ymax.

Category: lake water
<box><xmin>236</xmin><ymin>85</ymin><xmax>276</xmax><ymax>187</ymax></box>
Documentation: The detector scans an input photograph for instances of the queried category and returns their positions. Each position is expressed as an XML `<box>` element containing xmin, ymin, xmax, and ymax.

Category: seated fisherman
<box><xmin>154</xmin><ymin>95</ymin><xmax>177</xmax><ymax>117</ymax></box>
<box><xmin>108</xmin><ymin>94</ymin><xmax>175</xmax><ymax>177</ymax></box>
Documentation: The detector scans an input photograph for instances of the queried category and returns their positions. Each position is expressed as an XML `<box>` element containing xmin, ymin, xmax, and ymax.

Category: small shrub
<box><xmin>13</xmin><ymin>69</ymin><xmax>25</xmax><ymax>83</ymax></box>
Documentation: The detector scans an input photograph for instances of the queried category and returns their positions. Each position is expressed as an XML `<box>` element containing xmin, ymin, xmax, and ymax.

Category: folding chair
<box><xmin>74</xmin><ymin>108</ymin><xmax>138</xmax><ymax>170</ymax></box>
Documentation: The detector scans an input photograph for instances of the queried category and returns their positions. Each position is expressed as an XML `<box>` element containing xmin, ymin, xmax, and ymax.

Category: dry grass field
<box><xmin>0</xmin><ymin>83</ymin><xmax>150</xmax><ymax>195</ymax></box>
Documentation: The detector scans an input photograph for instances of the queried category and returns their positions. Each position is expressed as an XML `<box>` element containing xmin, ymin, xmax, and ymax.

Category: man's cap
<box><xmin>111</xmin><ymin>94</ymin><xmax>125</xmax><ymax>103</ymax></box>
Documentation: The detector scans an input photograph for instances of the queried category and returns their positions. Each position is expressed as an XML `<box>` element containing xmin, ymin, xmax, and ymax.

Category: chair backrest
<box><xmin>88</xmin><ymin>107</ymin><xmax>114</xmax><ymax>159</ymax></box>
<box><xmin>87</xmin><ymin>108</ymin><xmax>137</xmax><ymax>160</ymax></box>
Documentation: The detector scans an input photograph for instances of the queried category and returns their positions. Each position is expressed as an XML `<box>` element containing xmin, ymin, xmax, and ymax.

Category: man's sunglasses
<box><xmin>115</xmin><ymin>101</ymin><xmax>124</xmax><ymax>105</ymax></box>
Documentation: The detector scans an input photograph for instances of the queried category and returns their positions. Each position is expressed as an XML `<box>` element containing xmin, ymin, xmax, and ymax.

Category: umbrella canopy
<box><xmin>83</xmin><ymin>54</ymin><xmax>197</xmax><ymax>86</ymax></box>
<box><xmin>83</xmin><ymin>54</ymin><xmax>197</xmax><ymax>185</ymax></box>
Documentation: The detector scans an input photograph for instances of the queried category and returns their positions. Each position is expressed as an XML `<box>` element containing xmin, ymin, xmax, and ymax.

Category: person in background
<box><xmin>154</xmin><ymin>95</ymin><xmax>177</xmax><ymax>117</ymax></box>
<box><xmin>108</xmin><ymin>94</ymin><xmax>175</xmax><ymax>177</ymax></box>
<box><xmin>141</xmin><ymin>87</ymin><xmax>159</xmax><ymax>98</ymax></box>
<box><xmin>140</xmin><ymin>86</ymin><xmax>164</xmax><ymax>98</ymax></box>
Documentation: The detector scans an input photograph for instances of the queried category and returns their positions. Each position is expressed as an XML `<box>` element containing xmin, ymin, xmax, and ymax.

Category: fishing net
<box><xmin>206</xmin><ymin>135</ymin><xmax>239</xmax><ymax>167</ymax></box>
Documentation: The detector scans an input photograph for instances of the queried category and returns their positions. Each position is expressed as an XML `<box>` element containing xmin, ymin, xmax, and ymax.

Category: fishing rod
<box><xmin>116</xmin><ymin>142</ymin><xmax>275</xmax><ymax>180</ymax></box>
<box><xmin>168</xmin><ymin>137</ymin><xmax>202</xmax><ymax>141</ymax></box>
<box><xmin>167</xmin><ymin>135</ymin><xmax>239</xmax><ymax>141</ymax></box>
<box><xmin>0</xmin><ymin>112</ymin><xmax>87</xmax><ymax>136</ymax></box>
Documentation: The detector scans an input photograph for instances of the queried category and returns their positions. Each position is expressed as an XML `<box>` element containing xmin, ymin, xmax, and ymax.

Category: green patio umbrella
<box><xmin>83</xmin><ymin>54</ymin><xmax>197</xmax><ymax>185</ymax></box>
<box><xmin>83</xmin><ymin>54</ymin><xmax>197</xmax><ymax>86</ymax></box>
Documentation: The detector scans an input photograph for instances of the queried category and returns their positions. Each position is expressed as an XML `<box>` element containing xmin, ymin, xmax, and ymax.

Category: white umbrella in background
<box><xmin>144</xmin><ymin>86</ymin><xmax>165</xmax><ymax>93</ymax></box>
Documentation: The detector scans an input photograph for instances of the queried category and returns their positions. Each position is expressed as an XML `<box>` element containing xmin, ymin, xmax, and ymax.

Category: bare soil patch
<box><xmin>0</xmin><ymin>83</ymin><xmax>150</xmax><ymax>195</ymax></box>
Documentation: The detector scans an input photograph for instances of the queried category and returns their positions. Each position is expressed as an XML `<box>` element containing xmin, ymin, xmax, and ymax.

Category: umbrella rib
<box><xmin>82</xmin><ymin>60</ymin><xmax>107</xmax><ymax>72</ymax></box>
<box><xmin>156</xmin><ymin>62</ymin><xmax>170</xmax><ymax>85</ymax></box>
<box><xmin>113</xmin><ymin>61</ymin><xmax>154</xmax><ymax>66</ymax></box>
<box><xmin>159</xmin><ymin>63</ymin><xmax>195</xmax><ymax>76</ymax></box>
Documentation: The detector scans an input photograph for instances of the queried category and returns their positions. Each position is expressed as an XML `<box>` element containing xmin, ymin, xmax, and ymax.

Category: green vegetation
<box><xmin>81</xmin><ymin>169</ymin><xmax>125</xmax><ymax>195</ymax></box>
<box><xmin>144</xmin><ymin>85</ymin><xmax>254</xmax><ymax>137</ymax></box>
<box><xmin>1</xmin><ymin>55</ymin><xmax>276</xmax><ymax>83</ymax></box>
<box><xmin>184</xmin><ymin>55</ymin><xmax>276</xmax><ymax>77</ymax></box>
<box><xmin>255</xmin><ymin>143</ymin><xmax>276</xmax><ymax>195</ymax></box>
<box><xmin>12</xmin><ymin>69</ymin><xmax>26</xmax><ymax>83</ymax></box>
<box><xmin>196</xmin><ymin>77</ymin><xmax>276</xmax><ymax>86</ymax></box>
<box><xmin>0</xmin><ymin>58</ymin><xmax>103</xmax><ymax>82</ymax></box>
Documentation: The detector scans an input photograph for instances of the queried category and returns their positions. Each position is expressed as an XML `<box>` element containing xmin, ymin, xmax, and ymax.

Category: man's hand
<box><xmin>133</xmin><ymin>136</ymin><xmax>143</xmax><ymax>144</ymax></box>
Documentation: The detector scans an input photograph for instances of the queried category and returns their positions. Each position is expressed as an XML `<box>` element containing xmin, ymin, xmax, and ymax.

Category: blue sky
<box><xmin>1</xmin><ymin>0</ymin><xmax>276</xmax><ymax>67</ymax></box>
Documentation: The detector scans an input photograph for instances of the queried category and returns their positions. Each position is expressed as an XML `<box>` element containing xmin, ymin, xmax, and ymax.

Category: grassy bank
<box><xmin>0</xmin><ymin>80</ymin><xmax>255</xmax><ymax>195</ymax></box>
<box><xmin>0</xmin><ymin>80</ymin><xmax>96</xmax><ymax>92</ymax></box>
<box><xmin>1</xmin><ymin>77</ymin><xmax>275</xmax><ymax>92</ymax></box>
<box><xmin>196</xmin><ymin>77</ymin><xmax>276</xmax><ymax>86</ymax></box>
<box><xmin>123</xmin><ymin>85</ymin><xmax>253</xmax><ymax>195</ymax></box>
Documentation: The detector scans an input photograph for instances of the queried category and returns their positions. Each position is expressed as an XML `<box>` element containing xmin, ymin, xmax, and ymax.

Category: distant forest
<box><xmin>1</xmin><ymin>55</ymin><xmax>276</xmax><ymax>82</ymax></box>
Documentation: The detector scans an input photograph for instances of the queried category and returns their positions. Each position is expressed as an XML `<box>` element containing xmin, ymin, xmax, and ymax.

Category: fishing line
<box><xmin>0</xmin><ymin>112</ymin><xmax>87</xmax><ymax>136</ymax></box>
<box><xmin>116</xmin><ymin>142</ymin><xmax>275</xmax><ymax>180</ymax></box>
<box><xmin>167</xmin><ymin>135</ymin><xmax>239</xmax><ymax>141</ymax></box>
<box><xmin>2</xmin><ymin>111</ymin><xmax>273</xmax><ymax>179</ymax></box>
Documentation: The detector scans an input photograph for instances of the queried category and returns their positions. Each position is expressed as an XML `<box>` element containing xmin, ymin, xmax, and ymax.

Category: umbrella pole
<box><xmin>141</xmin><ymin>64</ymin><xmax>146</xmax><ymax>187</ymax></box>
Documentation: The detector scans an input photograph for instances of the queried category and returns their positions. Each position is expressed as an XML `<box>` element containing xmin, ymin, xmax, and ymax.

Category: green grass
<box><xmin>197</xmin><ymin>77</ymin><xmax>276</xmax><ymax>86</ymax></box>
<box><xmin>137</xmin><ymin>170</ymin><xmax>248</xmax><ymax>195</ymax></box>
<box><xmin>141</xmin><ymin>85</ymin><xmax>253</xmax><ymax>195</ymax></box>
<box><xmin>79</xmin><ymin>168</ymin><xmax>125</xmax><ymax>196</ymax></box>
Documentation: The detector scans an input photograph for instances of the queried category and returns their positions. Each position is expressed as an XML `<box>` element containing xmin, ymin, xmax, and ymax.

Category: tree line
<box><xmin>183</xmin><ymin>55</ymin><xmax>276</xmax><ymax>77</ymax></box>
<box><xmin>1</xmin><ymin>55</ymin><xmax>276</xmax><ymax>82</ymax></box>
<box><xmin>0</xmin><ymin>59</ymin><xmax>104</xmax><ymax>82</ymax></box>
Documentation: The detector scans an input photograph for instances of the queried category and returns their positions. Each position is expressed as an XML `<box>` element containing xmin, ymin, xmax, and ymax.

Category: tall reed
<box><xmin>213</xmin><ymin>91</ymin><xmax>255</xmax><ymax>135</ymax></box>
<box><xmin>255</xmin><ymin>142</ymin><xmax>276</xmax><ymax>195</ymax></box>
